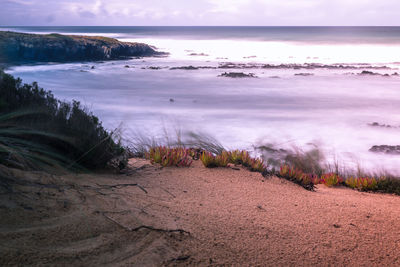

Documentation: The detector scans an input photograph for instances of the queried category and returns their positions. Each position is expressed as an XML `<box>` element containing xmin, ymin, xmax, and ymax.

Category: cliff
<box><xmin>0</xmin><ymin>31</ymin><xmax>162</xmax><ymax>64</ymax></box>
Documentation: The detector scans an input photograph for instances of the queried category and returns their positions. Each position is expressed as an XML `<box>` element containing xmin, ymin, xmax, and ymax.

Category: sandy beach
<box><xmin>1</xmin><ymin>159</ymin><xmax>400</xmax><ymax>266</ymax></box>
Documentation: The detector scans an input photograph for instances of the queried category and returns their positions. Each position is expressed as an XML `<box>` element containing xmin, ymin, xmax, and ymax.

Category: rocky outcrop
<box><xmin>0</xmin><ymin>31</ymin><xmax>163</xmax><ymax>64</ymax></box>
<box><xmin>368</xmin><ymin>122</ymin><xmax>399</xmax><ymax>128</ymax></box>
<box><xmin>170</xmin><ymin>65</ymin><xmax>217</xmax><ymax>70</ymax></box>
<box><xmin>218</xmin><ymin>72</ymin><xmax>258</xmax><ymax>78</ymax></box>
<box><xmin>218</xmin><ymin>62</ymin><xmax>391</xmax><ymax>70</ymax></box>
<box><xmin>369</xmin><ymin>145</ymin><xmax>400</xmax><ymax>155</ymax></box>
<box><xmin>295</xmin><ymin>73</ymin><xmax>314</xmax><ymax>76</ymax></box>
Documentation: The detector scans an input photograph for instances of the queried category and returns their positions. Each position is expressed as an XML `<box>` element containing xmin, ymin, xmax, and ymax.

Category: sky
<box><xmin>1</xmin><ymin>0</ymin><xmax>400</xmax><ymax>26</ymax></box>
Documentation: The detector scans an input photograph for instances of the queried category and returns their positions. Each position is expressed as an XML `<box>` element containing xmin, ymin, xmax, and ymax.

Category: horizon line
<box><xmin>2</xmin><ymin>25</ymin><xmax>400</xmax><ymax>27</ymax></box>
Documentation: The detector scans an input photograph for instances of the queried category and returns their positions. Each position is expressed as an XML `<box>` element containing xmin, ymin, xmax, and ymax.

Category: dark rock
<box><xmin>359</xmin><ymin>70</ymin><xmax>380</xmax><ymax>76</ymax></box>
<box><xmin>217</xmin><ymin>62</ymin><xmax>391</xmax><ymax>70</ymax></box>
<box><xmin>218</xmin><ymin>72</ymin><xmax>258</xmax><ymax>78</ymax></box>
<box><xmin>106</xmin><ymin>151</ymin><xmax>129</xmax><ymax>172</ymax></box>
<box><xmin>0</xmin><ymin>31</ymin><xmax>164</xmax><ymax>64</ymax></box>
<box><xmin>170</xmin><ymin>65</ymin><xmax>198</xmax><ymax>70</ymax></box>
<box><xmin>219</xmin><ymin>62</ymin><xmax>255</xmax><ymax>69</ymax></box>
<box><xmin>169</xmin><ymin>65</ymin><xmax>216</xmax><ymax>70</ymax></box>
<box><xmin>124</xmin><ymin>65</ymin><xmax>130</xmax><ymax>68</ymax></box>
<box><xmin>295</xmin><ymin>73</ymin><xmax>314</xmax><ymax>76</ymax></box>
<box><xmin>169</xmin><ymin>98</ymin><xmax>174</xmax><ymax>102</ymax></box>
<box><xmin>368</xmin><ymin>122</ymin><xmax>398</xmax><ymax>128</ymax></box>
<box><xmin>369</xmin><ymin>145</ymin><xmax>400</xmax><ymax>155</ymax></box>
<box><xmin>189</xmin><ymin>53</ymin><xmax>209</xmax><ymax>56</ymax></box>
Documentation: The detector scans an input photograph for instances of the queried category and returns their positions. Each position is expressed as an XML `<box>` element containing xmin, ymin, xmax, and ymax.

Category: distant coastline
<box><xmin>0</xmin><ymin>31</ymin><xmax>163</xmax><ymax>65</ymax></box>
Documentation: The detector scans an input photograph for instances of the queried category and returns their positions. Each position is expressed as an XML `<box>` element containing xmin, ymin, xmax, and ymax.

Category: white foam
<box><xmin>121</xmin><ymin>37</ymin><xmax>400</xmax><ymax>66</ymax></box>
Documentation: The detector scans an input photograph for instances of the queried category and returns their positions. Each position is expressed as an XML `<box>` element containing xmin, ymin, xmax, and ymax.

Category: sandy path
<box><xmin>1</xmin><ymin>159</ymin><xmax>400</xmax><ymax>266</ymax></box>
<box><xmin>128</xmin><ymin>159</ymin><xmax>400</xmax><ymax>266</ymax></box>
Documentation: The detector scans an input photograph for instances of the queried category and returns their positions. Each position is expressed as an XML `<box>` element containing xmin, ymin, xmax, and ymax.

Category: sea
<box><xmin>2</xmin><ymin>26</ymin><xmax>400</xmax><ymax>174</ymax></box>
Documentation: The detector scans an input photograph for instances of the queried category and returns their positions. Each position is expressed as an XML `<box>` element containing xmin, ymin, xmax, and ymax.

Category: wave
<box><xmin>119</xmin><ymin>37</ymin><xmax>400</xmax><ymax>66</ymax></box>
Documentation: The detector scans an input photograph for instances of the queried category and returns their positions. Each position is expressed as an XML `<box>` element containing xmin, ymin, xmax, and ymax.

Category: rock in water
<box><xmin>0</xmin><ymin>31</ymin><xmax>163</xmax><ymax>64</ymax></box>
<box><xmin>218</xmin><ymin>72</ymin><xmax>258</xmax><ymax>78</ymax></box>
<box><xmin>369</xmin><ymin>145</ymin><xmax>400</xmax><ymax>155</ymax></box>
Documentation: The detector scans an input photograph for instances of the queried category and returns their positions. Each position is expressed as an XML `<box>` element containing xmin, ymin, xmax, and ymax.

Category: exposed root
<box><xmin>101</xmin><ymin>212</ymin><xmax>190</xmax><ymax>235</ymax></box>
<box><xmin>168</xmin><ymin>255</ymin><xmax>191</xmax><ymax>263</ymax></box>
<box><xmin>131</xmin><ymin>225</ymin><xmax>190</xmax><ymax>235</ymax></box>
<box><xmin>96</xmin><ymin>183</ymin><xmax>148</xmax><ymax>193</ymax></box>
<box><xmin>160</xmin><ymin>187</ymin><xmax>176</xmax><ymax>198</ymax></box>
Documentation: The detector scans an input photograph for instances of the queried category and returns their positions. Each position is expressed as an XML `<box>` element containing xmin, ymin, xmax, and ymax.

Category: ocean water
<box><xmin>3</xmin><ymin>26</ymin><xmax>400</xmax><ymax>174</ymax></box>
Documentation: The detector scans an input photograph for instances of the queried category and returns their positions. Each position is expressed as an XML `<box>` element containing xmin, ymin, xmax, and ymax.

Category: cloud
<box><xmin>207</xmin><ymin>0</ymin><xmax>249</xmax><ymax>14</ymax></box>
<box><xmin>6</xmin><ymin>0</ymin><xmax>34</xmax><ymax>5</ymax></box>
<box><xmin>0</xmin><ymin>0</ymin><xmax>400</xmax><ymax>26</ymax></box>
<box><xmin>78</xmin><ymin>10</ymin><xmax>96</xmax><ymax>19</ymax></box>
<box><xmin>45</xmin><ymin>15</ymin><xmax>55</xmax><ymax>23</ymax></box>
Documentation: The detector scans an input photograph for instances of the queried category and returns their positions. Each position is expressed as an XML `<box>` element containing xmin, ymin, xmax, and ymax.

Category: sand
<box><xmin>1</xmin><ymin>159</ymin><xmax>400</xmax><ymax>266</ymax></box>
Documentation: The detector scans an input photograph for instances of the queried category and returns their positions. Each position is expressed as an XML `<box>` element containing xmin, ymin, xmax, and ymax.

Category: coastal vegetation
<box><xmin>200</xmin><ymin>150</ymin><xmax>229</xmax><ymax>168</ymax></box>
<box><xmin>0</xmin><ymin>70</ymin><xmax>126</xmax><ymax>174</ymax></box>
<box><xmin>146</xmin><ymin>142</ymin><xmax>400</xmax><ymax>195</ymax></box>
<box><xmin>148</xmin><ymin>146</ymin><xmax>193</xmax><ymax>167</ymax></box>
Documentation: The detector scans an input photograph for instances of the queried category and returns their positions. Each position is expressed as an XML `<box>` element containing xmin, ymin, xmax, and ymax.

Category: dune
<box><xmin>1</xmin><ymin>159</ymin><xmax>400</xmax><ymax>266</ymax></box>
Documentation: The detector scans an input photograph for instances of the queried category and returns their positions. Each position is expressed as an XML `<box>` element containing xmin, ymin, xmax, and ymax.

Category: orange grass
<box><xmin>216</xmin><ymin>151</ymin><xmax>230</xmax><ymax>167</ymax></box>
<box><xmin>320</xmin><ymin>173</ymin><xmax>344</xmax><ymax>187</ymax></box>
<box><xmin>279</xmin><ymin>165</ymin><xmax>313</xmax><ymax>186</ymax></box>
<box><xmin>149</xmin><ymin>146</ymin><xmax>193</xmax><ymax>167</ymax></box>
<box><xmin>248</xmin><ymin>157</ymin><xmax>267</xmax><ymax>173</ymax></box>
<box><xmin>200</xmin><ymin>151</ymin><xmax>218</xmax><ymax>168</ymax></box>
<box><xmin>345</xmin><ymin>177</ymin><xmax>378</xmax><ymax>190</ymax></box>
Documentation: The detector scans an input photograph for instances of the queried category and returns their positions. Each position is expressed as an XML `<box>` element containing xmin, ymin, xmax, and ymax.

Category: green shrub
<box><xmin>216</xmin><ymin>151</ymin><xmax>229</xmax><ymax>167</ymax></box>
<box><xmin>0</xmin><ymin>70</ymin><xmax>125</xmax><ymax>170</ymax></box>
<box><xmin>375</xmin><ymin>178</ymin><xmax>400</xmax><ymax>195</ymax></box>
<box><xmin>228</xmin><ymin>150</ymin><xmax>243</xmax><ymax>165</ymax></box>
<box><xmin>240</xmin><ymin>150</ymin><xmax>252</xmax><ymax>167</ymax></box>
<box><xmin>200</xmin><ymin>151</ymin><xmax>218</xmax><ymax>168</ymax></box>
<box><xmin>0</xmin><ymin>111</ymin><xmax>74</xmax><ymax>170</ymax></box>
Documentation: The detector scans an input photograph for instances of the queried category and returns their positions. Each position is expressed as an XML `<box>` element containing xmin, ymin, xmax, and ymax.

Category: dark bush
<box><xmin>375</xmin><ymin>178</ymin><xmax>400</xmax><ymax>195</ymax></box>
<box><xmin>0</xmin><ymin>70</ymin><xmax>125</xmax><ymax>170</ymax></box>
